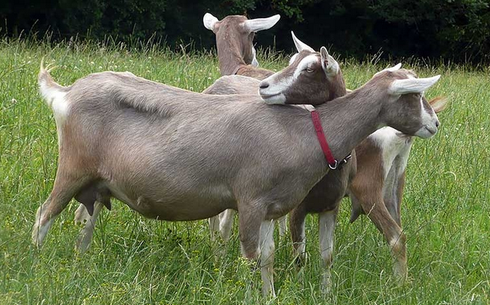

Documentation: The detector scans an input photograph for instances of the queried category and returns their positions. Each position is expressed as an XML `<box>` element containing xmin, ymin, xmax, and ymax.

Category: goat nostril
<box><xmin>259</xmin><ymin>82</ymin><xmax>269</xmax><ymax>89</ymax></box>
<box><xmin>436</xmin><ymin>121</ymin><xmax>440</xmax><ymax>128</ymax></box>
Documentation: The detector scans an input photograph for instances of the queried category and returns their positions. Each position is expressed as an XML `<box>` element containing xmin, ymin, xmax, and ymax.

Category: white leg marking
<box><xmin>319</xmin><ymin>211</ymin><xmax>337</xmax><ymax>294</ymax></box>
<box><xmin>277</xmin><ymin>215</ymin><xmax>287</xmax><ymax>238</ymax></box>
<box><xmin>208</xmin><ymin>215</ymin><xmax>220</xmax><ymax>242</ymax></box>
<box><xmin>259</xmin><ymin>220</ymin><xmax>276</xmax><ymax>297</ymax></box>
<box><xmin>32</xmin><ymin>206</ymin><xmax>55</xmax><ymax>247</ymax></box>
<box><xmin>389</xmin><ymin>235</ymin><xmax>408</xmax><ymax>280</ymax></box>
<box><xmin>76</xmin><ymin>202</ymin><xmax>103</xmax><ymax>253</ymax></box>
<box><xmin>219</xmin><ymin>209</ymin><xmax>235</xmax><ymax>243</ymax></box>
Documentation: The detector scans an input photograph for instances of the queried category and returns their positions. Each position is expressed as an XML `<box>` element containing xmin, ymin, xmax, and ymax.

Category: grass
<box><xmin>1</xmin><ymin>37</ymin><xmax>489</xmax><ymax>304</ymax></box>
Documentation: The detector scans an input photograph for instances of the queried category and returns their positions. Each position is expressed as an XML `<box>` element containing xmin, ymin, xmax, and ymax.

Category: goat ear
<box><xmin>384</xmin><ymin>63</ymin><xmax>402</xmax><ymax>72</ymax></box>
<box><xmin>429</xmin><ymin>97</ymin><xmax>448</xmax><ymax>113</ymax></box>
<box><xmin>243</xmin><ymin>15</ymin><xmax>280</xmax><ymax>32</ymax></box>
<box><xmin>251</xmin><ymin>46</ymin><xmax>259</xmax><ymax>67</ymax></box>
<box><xmin>374</xmin><ymin>63</ymin><xmax>402</xmax><ymax>77</ymax></box>
<box><xmin>291</xmin><ymin>31</ymin><xmax>314</xmax><ymax>53</ymax></box>
<box><xmin>388</xmin><ymin>75</ymin><xmax>441</xmax><ymax>95</ymax></box>
<box><xmin>320</xmin><ymin>46</ymin><xmax>340</xmax><ymax>76</ymax></box>
<box><xmin>203</xmin><ymin>13</ymin><xmax>220</xmax><ymax>32</ymax></box>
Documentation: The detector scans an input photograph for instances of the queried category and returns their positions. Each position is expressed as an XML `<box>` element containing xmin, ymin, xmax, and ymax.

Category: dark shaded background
<box><xmin>2</xmin><ymin>0</ymin><xmax>490</xmax><ymax>64</ymax></box>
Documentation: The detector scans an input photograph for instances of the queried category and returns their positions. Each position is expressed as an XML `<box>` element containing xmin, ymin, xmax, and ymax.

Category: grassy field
<box><xmin>1</xmin><ymin>38</ymin><xmax>489</xmax><ymax>304</ymax></box>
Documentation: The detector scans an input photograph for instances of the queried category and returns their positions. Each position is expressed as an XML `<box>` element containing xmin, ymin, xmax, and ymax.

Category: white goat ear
<box><xmin>203</xmin><ymin>13</ymin><xmax>220</xmax><ymax>31</ymax></box>
<box><xmin>251</xmin><ymin>46</ymin><xmax>259</xmax><ymax>67</ymax></box>
<box><xmin>374</xmin><ymin>63</ymin><xmax>402</xmax><ymax>76</ymax></box>
<box><xmin>291</xmin><ymin>31</ymin><xmax>314</xmax><ymax>53</ymax></box>
<box><xmin>388</xmin><ymin>75</ymin><xmax>441</xmax><ymax>95</ymax></box>
<box><xmin>320</xmin><ymin>46</ymin><xmax>339</xmax><ymax>76</ymax></box>
<box><xmin>243</xmin><ymin>14</ymin><xmax>280</xmax><ymax>32</ymax></box>
<box><xmin>385</xmin><ymin>63</ymin><xmax>402</xmax><ymax>72</ymax></box>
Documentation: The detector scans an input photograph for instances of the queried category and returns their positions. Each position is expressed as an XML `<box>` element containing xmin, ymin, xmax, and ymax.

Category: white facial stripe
<box><xmin>259</xmin><ymin>54</ymin><xmax>322</xmax><ymax>104</ymax></box>
<box><xmin>414</xmin><ymin>96</ymin><xmax>439</xmax><ymax>138</ymax></box>
<box><xmin>259</xmin><ymin>54</ymin><xmax>318</xmax><ymax>101</ymax></box>
<box><xmin>293</xmin><ymin>54</ymin><xmax>319</xmax><ymax>79</ymax></box>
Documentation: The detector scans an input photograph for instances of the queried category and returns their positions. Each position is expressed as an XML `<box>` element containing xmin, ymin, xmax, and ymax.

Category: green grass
<box><xmin>1</xmin><ymin>37</ymin><xmax>489</xmax><ymax>304</ymax></box>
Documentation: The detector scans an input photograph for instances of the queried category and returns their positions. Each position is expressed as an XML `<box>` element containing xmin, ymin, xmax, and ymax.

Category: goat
<box><xmin>201</xmin><ymin>33</ymin><xmax>447</xmax><ymax>292</ymax></box>
<box><xmin>73</xmin><ymin>13</ymin><xmax>281</xmax><ymax>246</ymax></box>
<box><xmin>203</xmin><ymin>21</ymin><xmax>348</xmax><ymax>245</ymax></box>
<box><xmin>204</xmin><ymin>13</ymin><xmax>284</xmax><ymax>242</ymax></box>
<box><xmin>260</xmin><ymin>51</ymin><xmax>446</xmax><ymax>294</ymax></box>
<box><xmin>33</xmin><ymin>52</ymin><xmax>441</xmax><ymax>296</ymax></box>
<box><xmin>203</xmin><ymin>13</ymin><xmax>280</xmax><ymax>80</ymax></box>
<box><xmin>346</xmin><ymin>97</ymin><xmax>447</xmax><ymax>277</ymax></box>
<box><xmin>74</xmin><ymin>13</ymin><xmax>282</xmax><ymax>247</ymax></box>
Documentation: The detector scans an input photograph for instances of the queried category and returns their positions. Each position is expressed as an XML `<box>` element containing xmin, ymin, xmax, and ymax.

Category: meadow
<box><xmin>1</xmin><ymin>37</ymin><xmax>489</xmax><ymax>304</ymax></box>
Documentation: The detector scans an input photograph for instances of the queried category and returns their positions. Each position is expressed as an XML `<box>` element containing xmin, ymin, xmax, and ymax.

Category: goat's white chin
<box><xmin>414</xmin><ymin>126</ymin><xmax>437</xmax><ymax>139</ymax></box>
<box><xmin>260</xmin><ymin>93</ymin><xmax>286</xmax><ymax>104</ymax></box>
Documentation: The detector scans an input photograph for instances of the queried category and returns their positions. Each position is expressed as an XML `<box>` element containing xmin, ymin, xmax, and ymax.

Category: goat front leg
<box><xmin>238</xmin><ymin>206</ymin><xmax>275</xmax><ymax>297</ymax></box>
<box><xmin>319</xmin><ymin>209</ymin><xmax>338</xmax><ymax>294</ymax></box>
<box><xmin>259</xmin><ymin>220</ymin><xmax>276</xmax><ymax>297</ymax></box>
<box><xmin>350</xmin><ymin>191</ymin><xmax>407</xmax><ymax>281</ymax></box>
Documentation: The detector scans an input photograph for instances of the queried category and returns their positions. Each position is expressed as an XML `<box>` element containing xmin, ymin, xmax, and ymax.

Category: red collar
<box><xmin>304</xmin><ymin>105</ymin><xmax>351</xmax><ymax>170</ymax></box>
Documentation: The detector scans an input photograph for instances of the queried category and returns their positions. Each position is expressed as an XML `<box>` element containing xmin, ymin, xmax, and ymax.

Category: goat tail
<box><xmin>39</xmin><ymin>58</ymin><xmax>69</xmax><ymax>115</ymax></box>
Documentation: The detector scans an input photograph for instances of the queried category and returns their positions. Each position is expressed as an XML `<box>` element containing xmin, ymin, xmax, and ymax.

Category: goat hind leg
<box><xmin>219</xmin><ymin>209</ymin><xmax>236</xmax><ymax>243</ymax></box>
<box><xmin>32</xmin><ymin>174</ymin><xmax>88</xmax><ymax>248</ymax></box>
<box><xmin>359</xmin><ymin>195</ymin><xmax>407</xmax><ymax>281</ymax></box>
<box><xmin>76</xmin><ymin>201</ymin><xmax>103</xmax><ymax>253</ymax></box>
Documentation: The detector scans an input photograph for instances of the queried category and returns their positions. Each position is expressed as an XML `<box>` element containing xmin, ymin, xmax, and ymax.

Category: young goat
<box><xmin>34</xmin><ymin>53</ymin><xmax>441</xmax><ymax>296</ymax></box>
<box><xmin>203</xmin><ymin>13</ymin><xmax>280</xmax><ymax>80</ymax></box>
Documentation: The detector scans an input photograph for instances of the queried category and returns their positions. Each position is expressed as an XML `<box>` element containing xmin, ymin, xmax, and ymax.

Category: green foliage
<box><xmin>1</xmin><ymin>0</ymin><xmax>490</xmax><ymax>63</ymax></box>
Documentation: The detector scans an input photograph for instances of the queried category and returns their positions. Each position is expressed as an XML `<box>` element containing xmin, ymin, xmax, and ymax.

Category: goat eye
<box><xmin>306</xmin><ymin>67</ymin><xmax>314</xmax><ymax>73</ymax></box>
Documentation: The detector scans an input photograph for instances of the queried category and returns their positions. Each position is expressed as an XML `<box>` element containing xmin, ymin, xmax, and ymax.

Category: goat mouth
<box><xmin>425</xmin><ymin>126</ymin><xmax>437</xmax><ymax>135</ymax></box>
<box><xmin>260</xmin><ymin>93</ymin><xmax>282</xmax><ymax>99</ymax></box>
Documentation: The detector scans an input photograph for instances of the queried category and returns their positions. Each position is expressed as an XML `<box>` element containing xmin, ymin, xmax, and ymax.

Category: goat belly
<box><xmin>102</xmin><ymin>182</ymin><xmax>235</xmax><ymax>221</ymax></box>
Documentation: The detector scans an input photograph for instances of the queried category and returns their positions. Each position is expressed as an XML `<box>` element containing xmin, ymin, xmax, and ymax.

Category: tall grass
<box><xmin>1</xmin><ymin>38</ymin><xmax>489</xmax><ymax>304</ymax></box>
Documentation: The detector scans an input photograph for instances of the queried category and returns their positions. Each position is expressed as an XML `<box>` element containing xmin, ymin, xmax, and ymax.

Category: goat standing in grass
<box><xmin>34</xmin><ymin>52</ymin><xmax>442</xmax><ymax>296</ymax></box>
